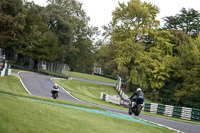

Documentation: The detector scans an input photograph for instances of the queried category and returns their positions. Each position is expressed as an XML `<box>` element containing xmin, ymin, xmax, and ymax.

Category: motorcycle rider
<box><xmin>129</xmin><ymin>88</ymin><xmax>144</xmax><ymax>107</ymax></box>
<box><xmin>51</xmin><ymin>83</ymin><xmax>59</xmax><ymax>97</ymax></box>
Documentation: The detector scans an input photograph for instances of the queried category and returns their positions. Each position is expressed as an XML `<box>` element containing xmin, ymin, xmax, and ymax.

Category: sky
<box><xmin>28</xmin><ymin>0</ymin><xmax>200</xmax><ymax>33</ymax></box>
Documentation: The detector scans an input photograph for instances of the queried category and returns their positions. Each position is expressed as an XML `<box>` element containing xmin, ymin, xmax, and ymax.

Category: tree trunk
<box><xmin>33</xmin><ymin>59</ymin><xmax>38</xmax><ymax>69</ymax></box>
<box><xmin>125</xmin><ymin>81</ymin><xmax>130</xmax><ymax>92</ymax></box>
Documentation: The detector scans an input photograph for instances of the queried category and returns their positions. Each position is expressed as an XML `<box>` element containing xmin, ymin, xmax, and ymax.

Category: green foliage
<box><xmin>102</xmin><ymin>0</ymin><xmax>200</xmax><ymax>108</ymax></box>
<box><xmin>15</xmin><ymin>9</ymin><xmax>59</xmax><ymax>68</ymax></box>
<box><xmin>1</xmin><ymin>0</ymin><xmax>99</xmax><ymax>71</ymax></box>
<box><xmin>171</xmin><ymin>35</ymin><xmax>200</xmax><ymax>107</ymax></box>
<box><xmin>163</xmin><ymin>8</ymin><xmax>200</xmax><ymax>38</ymax></box>
<box><xmin>103</xmin><ymin>0</ymin><xmax>160</xmax><ymax>92</ymax></box>
<box><xmin>41</xmin><ymin>0</ymin><xmax>99</xmax><ymax>71</ymax></box>
<box><xmin>0</xmin><ymin>0</ymin><xmax>26</xmax><ymax>47</ymax></box>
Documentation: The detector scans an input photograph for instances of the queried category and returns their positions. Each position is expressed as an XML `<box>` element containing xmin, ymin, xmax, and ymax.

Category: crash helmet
<box><xmin>137</xmin><ymin>88</ymin><xmax>142</xmax><ymax>91</ymax></box>
<box><xmin>54</xmin><ymin>83</ymin><xmax>58</xmax><ymax>89</ymax></box>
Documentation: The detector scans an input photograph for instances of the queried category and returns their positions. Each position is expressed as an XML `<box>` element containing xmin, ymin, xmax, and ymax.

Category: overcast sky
<box><xmin>28</xmin><ymin>0</ymin><xmax>200</xmax><ymax>32</ymax></box>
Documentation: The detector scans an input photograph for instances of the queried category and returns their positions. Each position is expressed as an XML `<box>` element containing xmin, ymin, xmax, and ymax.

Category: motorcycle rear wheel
<box><xmin>135</xmin><ymin>104</ymin><xmax>141</xmax><ymax>116</ymax></box>
<box><xmin>128</xmin><ymin>108</ymin><xmax>132</xmax><ymax>115</ymax></box>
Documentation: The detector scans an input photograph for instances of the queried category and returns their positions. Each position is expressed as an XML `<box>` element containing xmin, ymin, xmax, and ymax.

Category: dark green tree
<box><xmin>16</xmin><ymin>9</ymin><xmax>58</xmax><ymax>69</ymax></box>
<box><xmin>163</xmin><ymin>8</ymin><xmax>200</xmax><ymax>38</ymax></box>
<box><xmin>0</xmin><ymin>0</ymin><xmax>26</xmax><ymax>48</ymax></box>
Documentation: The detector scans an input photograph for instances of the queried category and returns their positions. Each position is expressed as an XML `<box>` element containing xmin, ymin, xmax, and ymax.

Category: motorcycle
<box><xmin>128</xmin><ymin>97</ymin><xmax>144</xmax><ymax>116</ymax></box>
<box><xmin>51</xmin><ymin>89</ymin><xmax>59</xmax><ymax>99</ymax></box>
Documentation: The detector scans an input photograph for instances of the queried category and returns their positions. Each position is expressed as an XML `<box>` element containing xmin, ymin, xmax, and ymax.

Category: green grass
<box><xmin>2</xmin><ymin>71</ymin><xmax>199</xmax><ymax>125</ymax></box>
<box><xmin>11</xmin><ymin>69</ymin><xmax>22</xmax><ymax>73</ymax></box>
<box><xmin>0</xmin><ymin>76</ymin><xmax>27</xmax><ymax>94</ymax></box>
<box><xmin>0</xmin><ymin>76</ymin><xmax>175</xmax><ymax>133</ymax></box>
<box><xmin>54</xmin><ymin>79</ymin><xmax>200</xmax><ymax>125</ymax></box>
<box><xmin>69</xmin><ymin>71</ymin><xmax>117</xmax><ymax>84</ymax></box>
<box><xmin>54</xmin><ymin>79</ymin><xmax>125</xmax><ymax>110</ymax></box>
<box><xmin>0</xmin><ymin>76</ymin><xmax>103</xmax><ymax>110</ymax></box>
<box><xmin>0</xmin><ymin>94</ymin><xmax>176</xmax><ymax>133</ymax></box>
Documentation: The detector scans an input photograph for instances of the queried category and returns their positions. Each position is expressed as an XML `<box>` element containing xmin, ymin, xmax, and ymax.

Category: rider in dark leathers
<box><xmin>129</xmin><ymin>88</ymin><xmax>144</xmax><ymax>107</ymax></box>
<box><xmin>51</xmin><ymin>83</ymin><xmax>59</xmax><ymax>97</ymax></box>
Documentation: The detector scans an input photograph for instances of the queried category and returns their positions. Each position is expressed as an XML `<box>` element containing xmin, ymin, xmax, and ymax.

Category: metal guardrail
<box><xmin>101</xmin><ymin>93</ymin><xmax>200</xmax><ymax>122</ymax></box>
<box><xmin>0</xmin><ymin>68</ymin><xmax>11</xmax><ymax>77</ymax></box>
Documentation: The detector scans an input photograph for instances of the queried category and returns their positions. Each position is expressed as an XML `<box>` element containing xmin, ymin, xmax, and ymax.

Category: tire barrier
<box><xmin>0</xmin><ymin>68</ymin><xmax>11</xmax><ymax>77</ymax></box>
<box><xmin>100</xmin><ymin>93</ymin><xmax>121</xmax><ymax>105</ymax></box>
<box><xmin>115</xmin><ymin>75</ymin><xmax>129</xmax><ymax>100</ymax></box>
<box><xmin>143</xmin><ymin>103</ymin><xmax>200</xmax><ymax>122</ymax></box>
<box><xmin>100</xmin><ymin>93</ymin><xmax>200</xmax><ymax>122</ymax></box>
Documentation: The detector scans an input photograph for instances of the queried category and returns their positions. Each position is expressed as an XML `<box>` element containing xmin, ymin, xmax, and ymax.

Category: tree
<box><xmin>146</xmin><ymin>30</ymin><xmax>174</xmax><ymax>99</ymax></box>
<box><xmin>42</xmin><ymin>0</ymin><xmax>99</xmax><ymax>71</ymax></box>
<box><xmin>0</xmin><ymin>0</ymin><xmax>26</xmax><ymax>48</ymax></box>
<box><xmin>163</xmin><ymin>8</ymin><xmax>200</xmax><ymax>38</ymax></box>
<box><xmin>104</xmin><ymin>0</ymin><xmax>160</xmax><ymax>92</ymax></box>
<box><xmin>16</xmin><ymin>9</ymin><xmax>59</xmax><ymax>69</ymax></box>
<box><xmin>95</xmin><ymin>42</ymin><xmax>118</xmax><ymax>76</ymax></box>
<box><xmin>172</xmin><ymin>35</ymin><xmax>200</xmax><ymax>107</ymax></box>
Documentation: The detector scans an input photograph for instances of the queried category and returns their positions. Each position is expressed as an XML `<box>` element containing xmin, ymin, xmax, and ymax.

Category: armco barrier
<box><xmin>100</xmin><ymin>93</ymin><xmax>200</xmax><ymax>122</ymax></box>
<box><xmin>157</xmin><ymin>104</ymin><xmax>165</xmax><ymax>115</ymax></box>
<box><xmin>144</xmin><ymin>103</ymin><xmax>151</xmax><ymax>112</ymax></box>
<box><xmin>100</xmin><ymin>93</ymin><xmax>121</xmax><ymax>105</ymax></box>
<box><xmin>164</xmin><ymin>105</ymin><xmax>173</xmax><ymax>117</ymax></box>
<box><xmin>173</xmin><ymin>106</ymin><xmax>182</xmax><ymax>119</ymax></box>
<box><xmin>191</xmin><ymin>108</ymin><xmax>200</xmax><ymax>122</ymax></box>
<box><xmin>121</xmin><ymin>98</ymin><xmax>129</xmax><ymax>108</ymax></box>
<box><xmin>0</xmin><ymin>68</ymin><xmax>11</xmax><ymax>77</ymax></box>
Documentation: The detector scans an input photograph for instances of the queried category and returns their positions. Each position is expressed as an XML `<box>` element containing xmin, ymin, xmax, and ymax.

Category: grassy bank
<box><xmin>4</xmin><ymin>70</ymin><xmax>200</xmax><ymax>125</ymax></box>
<box><xmin>54</xmin><ymin>79</ymin><xmax>200</xmax><ymax>125</ymax></box>
<box><xmin>0</xmin><ymin>75</ymin><xmax>176</xmax><ymax>133</ymax></box>
<box><xmin>69</xmin><ymin>71</ymin><xmax>117</xmax><ymax>84</ymax></box>
<box><xmin>54</xmin><ymin>79</ymin><xmax>124</xmax><ymax>110</ymax></box>
<box><xmin>0</xmin><ymin>94</ymin><xmax>175</xmax><ymax>133</ymax></box>
<box><xmin>0</xmin><ymin>75</ymin><xmax>103</xmax><ymax>110</ymax></box>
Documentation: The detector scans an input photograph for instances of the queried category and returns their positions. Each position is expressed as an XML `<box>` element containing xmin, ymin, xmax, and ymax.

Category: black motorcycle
<box><xmin>51</xmin><ymin>90</ymin><xmax>59</xmax><ymax>99</ymax></box>
<box><xmin>128</xmin><ymin>98</ymin><xmax>144</xmax><ymax>116</ymax></box>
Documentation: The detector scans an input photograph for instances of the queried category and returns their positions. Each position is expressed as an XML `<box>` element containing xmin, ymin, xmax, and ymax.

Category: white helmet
<box><xmin>54</xmin><ymin>83</ymin><xmax>58</xmax><ymax>88</ymax></box>
<box><xmin>137</xmin><ymin>88</ymin><xmax>142</xmax><ymax>91</ymax></box>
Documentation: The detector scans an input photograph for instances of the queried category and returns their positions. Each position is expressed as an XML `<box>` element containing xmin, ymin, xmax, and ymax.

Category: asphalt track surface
<box><xmin>18</xmin><ymin>71</ymin><xmax>200</xmax><ymax>133</ymax></box>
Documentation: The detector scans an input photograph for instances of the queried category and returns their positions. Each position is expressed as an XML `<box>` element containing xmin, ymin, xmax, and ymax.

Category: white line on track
<box><xmin>18</xmin><ymin>71</ymin><xmax>32</xmax><ymax>95</ymax></box>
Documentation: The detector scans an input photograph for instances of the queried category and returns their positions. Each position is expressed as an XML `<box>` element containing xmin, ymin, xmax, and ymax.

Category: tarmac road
<box><xmin>18</xmin><ymin>71</ymin><xmax>200</xmax><ymax>133</ymax></box>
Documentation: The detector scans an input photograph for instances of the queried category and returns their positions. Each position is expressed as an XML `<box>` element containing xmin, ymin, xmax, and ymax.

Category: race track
<box><xmin>18</xmin><ymin>71</ymin><xmax>200</xmax><ymax>133</ymax></box>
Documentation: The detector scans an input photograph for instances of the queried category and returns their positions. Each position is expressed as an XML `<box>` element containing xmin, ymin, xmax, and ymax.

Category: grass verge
<box><xmin>54</xmin><ymin>79</ymin><xmax>200</xmax><ymax>125</ymax></box>
<box><xmin>0</xmin><ymin>76</ymin><xmax>103</xmax><ymax>110</ymax></box>
<box><xmin>0</xmin><ymin>94</ymin><xmax>176</xmax><ymax>133</ymax></box>
<box><xmin>54</xmin><ymin>79</ymin><xmax>126</xmax><ymax>110</ymax></box>
<box><xmin>69</xmin><ymin>71</ymin><xmax>117</xmax><ymax>84</ymax></box>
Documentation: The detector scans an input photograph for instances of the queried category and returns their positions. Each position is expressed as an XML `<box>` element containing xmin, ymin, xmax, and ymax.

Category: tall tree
<box><xmin>16</xmin><ymin>8</ymin><xmax>59</xmax><ymax>69</ymax></box>
<box><xmin>172</xmin><ymin>35</ymin><xmax>200</xmax><ymax>107</ymax></box>
<box><xmin>43</xmin><ymin>0</ymin><xmax>99</xmax><ymax>71</ymax></box>
<box><xmin>163</xmin><ymin>8</ymin><xmax>200</xmax><ymax>38</ymax></box>
<box><xmin>104</xmin><ymin>0</ymin><xmax>160</xmax><ymax>92</ymax></box>
<box><xmin>0</xmin><ymin>0</ymin><xmax>26</xmax><ymax>48</ymax></box>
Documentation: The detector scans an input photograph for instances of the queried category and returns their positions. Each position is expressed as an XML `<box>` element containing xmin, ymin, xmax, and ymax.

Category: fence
<box><xmin>0</xmin><ymin>68</ymin><xmax>11</xmax><ymax>77</ymax></box>
<box><xmin>143</xmin><ymin>103</ymin><xmax>200</xmax><ymax>122</ymax></box>
<box><xmin>101</xmin><ymin>74</ymin><xmax>200</xmax><ymax>122</ymax></box>
<box><xmin>38</xmin><ymin>61</ymin><xmax>69</xmax><ymax>76</ymax></box>
<box><xmin>100</xmin><ymin>93</ymin><xmax>200</xmax><ymax>122</ymax></box>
